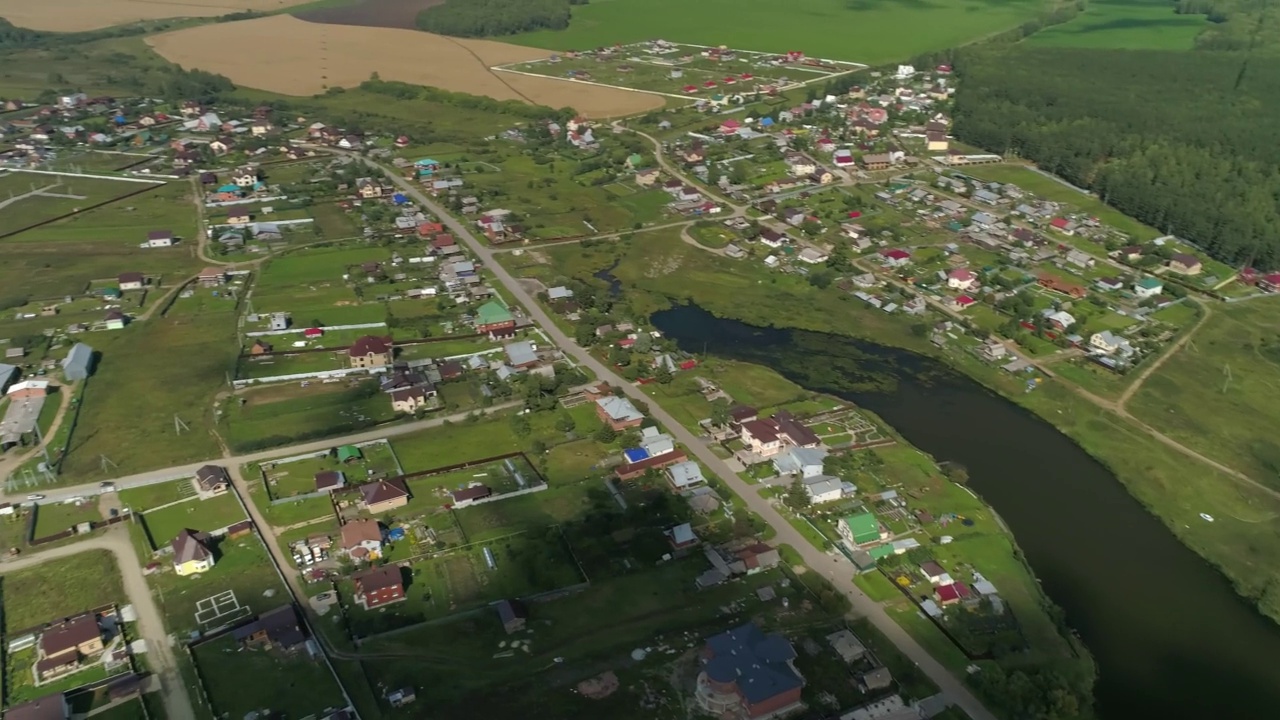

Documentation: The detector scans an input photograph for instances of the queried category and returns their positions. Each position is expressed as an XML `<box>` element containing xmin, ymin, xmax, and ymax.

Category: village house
<box><xmin>172</xmin><ymin>529</ymin><xmax>214</xmax><ymax>576</ymax></box>
<box><xmin>348</xmin><ymin>335</ymin><xmax>394</xmax><ymax>369</ymax></box>
<box><xmin>194</xmin><ymin>465</ymin><xmax>230</xmax><ymax>495</ymax></box>
<box><xmin>596</xmin><ymin>395</ymin><xmax>645</xmax><ymax>431</ymax></box>
<box><xmin>232</xmin><ymin>605</ymin><xmax>307</xmax><ymax>654</ymax></box>
<box><xmin>315</xmin><ymin>470</ymin><xmax>346</xmax><ymax>493</ymax></box>
<box><xmin>474</xmin><ymin>301</ymin><xmax>515</xmax><ymax>334</ymax></box>
<box><xmin>198</xmin><ymin>267</ymin><xmax>226</xmax><ymax>287</ymax></box>
<box><xmin>785</xmin><ymin>153</ymin><xmax>816</xmax><ymax>177</ymax></box>
<box><xmin>978</xmin><ymin>338</ymin><xmax>1007</xmax><ymax>362</ymax></box>
<box><xmin>355</xmin><ymin>178</ymin><xmax>382</xmax><ymax>199</ymax></box>
<box><xmin>838</xmin><ymin>511</ymin><xmax>888</xmax><ymax>547</ymax></box>
<box><xmin>1089</xmin><ymin>331</ymin><xmax>1134</xmax><ymax>358</ymax></box>
<box><xmin>353</xmin><ymin>566</ymin><xmax>407</xmax><ymax>610</ymax></box>
<box><xmin>695</xmin><ymin>623</ymin><xmax>804</xmax><ymax>720</ymax></box>
<box><xmin>36</xmin><ymin>614</ymin><xmax>104</xmax><ymax>681</ymax></box>
<box><xmin>879</xmin><ymin>248</ymin><xmax>911</xmax><ymax>268</ymax></box>
<box><xmin>1037</xmin><ymin>273</ymin><xmax>1087</xmax><ymax>299</ymax></box>
<box><xmin>390</xmin><ymin>386</ymin><xmax>431</xmax><ymax>414</ymax></box>
<box><xmin>6</xmin><ymin>693</ymin><xmax>69</xmax><ymax>720</ymax></box>
<box><xmin>145</xmin><ymin>230</ymin><xmax>173</xmax><ymax>248</ymax></box>
<box><xmin>1045</xmin><ymin>309</ymin><xmax>1076</xmax><ymax>330</ymax></box>
<box><xmin>359</xmin><ymin>479</ymin><xmax>410</xmax><ymax>515</ymax></box>
<box><xmin>340</xmin><ymin>518</ymin><xmax>384</xmax><ymax>561</ymax></box>
<box><xmin>804</xmin><ymin>475</ymin><xmax>844</xmax><ymax>504</ymax></box>
<box><xmin>946</xmin><ymin>268</ymin><xmax>976</xmax><ymax>291</ymax></box>
<box><xmin>1168</xmin><ymin>253</ymin><xmax>1202</xmax><ymax>275</ymax></box>
<box><xmin>739</xmin><ymin>411</ymin><xmax>820</xmax><ymax>458</ymax></box>
<box><xmin>1134</xmin><ymin>276</ymin><xmax>1163</xmax><ymax>299</ymax></box>
<box><xmin>451</xmin><ymin>485</ymin><xmax>493</xmax><ymax>508</ymax></box>
<box><xmin>495</xmin><ymin>599</ymin><xmax>528</xmax><ymax>634</ymax></box>
<box><xmin>667</xmin><ymin>461</ymin><xmax>706</xmax><ymax>491</ymax></box>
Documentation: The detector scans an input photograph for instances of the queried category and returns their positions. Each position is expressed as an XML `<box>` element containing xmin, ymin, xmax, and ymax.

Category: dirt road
<box><xmin>0</xmin><ymin>528</ymin><xmax>195</xmax><ymax>720</ymax></box>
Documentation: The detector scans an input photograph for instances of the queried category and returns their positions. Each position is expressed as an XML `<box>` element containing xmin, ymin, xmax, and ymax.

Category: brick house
<box><xmin>348</xmin><ymin>336</ymin><xmax>394</xmax><ymax>369</ymax></box>
<box><xmin>696</xmin><ymin>623</ymin><xmax>804</xmax><ymax>719</ymax></box>
<box><xmin>353</xmin><ymin>566</ymin><xmax>406</xmax><ymax>610</ymax></box>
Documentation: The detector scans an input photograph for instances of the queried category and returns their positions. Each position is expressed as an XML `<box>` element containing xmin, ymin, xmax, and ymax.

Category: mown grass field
<box><xmin>193</xmin><ymin>633</ymin><xmax>346</xmax><ymax>720</ymax></box>
<box><xmin>1129</xmin><ymin>299</ymin><xmax>1280</xmax><ymax>489</ymax></box>
<box><xmin>141</xmin><ymin>494</ymin><xmax>248</xmax><ymax>550</ymax></box>
<box><xmin>0</xmin><ymin>173</ymin><xmax>147</xmax><ymax>236</ymax></box>
<box><xmin>58</xmin><ymin>291</ymin><xmax>238</xmax><ymax>482</ymax></box>
<box><xmin>510</xmin><ymin>0</ymin><xmax>1048</xmax><ymax>63</ymax></box>
<box><xmin>1025</xmin><ymin>0</ymin><xmax>1207</xmax><ymax>50</ymax></box>
<box><xmin>0</xmin><ymin>550</ymin><xmax>124</xmax><ymax>631</ymax></box>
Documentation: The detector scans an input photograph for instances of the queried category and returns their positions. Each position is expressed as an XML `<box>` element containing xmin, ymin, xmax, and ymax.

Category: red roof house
<box><xmin>703</xmin><ymin>80</ymin><xmax>717</xmax><ymax>88</ymax></box>
<box><xmin>683</xmin><ymin>85</ymin><xmax>698</xmax><ymax>94</ymax></box>
<box><xmin>303</xmin><ymin>327</ymin><xmax>324</xmax><ymax>339</ymax></box>
<box><xmin>935</xmin><ymin>581</ymin><xmax>971</xmax><ymax>605</ymax></box>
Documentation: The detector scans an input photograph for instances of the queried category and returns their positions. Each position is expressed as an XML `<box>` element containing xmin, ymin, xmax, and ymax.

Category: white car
<box><xmin>26</xmin><ymin>494</ymin><xmax>44</xmax><ymax>501</ymax></box>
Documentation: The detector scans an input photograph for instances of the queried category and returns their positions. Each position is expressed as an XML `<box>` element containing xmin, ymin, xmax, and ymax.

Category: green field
<box><xmin>224</xmin><ymin>383</ymin><xmax>398</xmax><ymax>452</ymax></box>
<box><xmin>1025</xmin><ymin>0</ymin><xmax>1207</xmax><ymax>50</ymax></box>
<box><xmin>0</xmin><ymin>172</ymin><xmax>149</xmax><ymax>237</ymax></box>
<box><xmin>57</xmin><ymin>291</ymin><xmax>238</xmax><ymax>482</ymax></box>
<box><xmin>1129</xmin><ymin>299</ymin><xmax>1280</xmax><ymax>489</ymax></box>
<box><xmin>32</xmin><ymin>500</ymin><xmax>101</xmax><ymax>538</ymax></box>
<box><xmin>0</xmin><ymin>550</ymin><xmax>124</xmax><ymax>631</ymax></box>
<box><xmin>141</xmin><ymin>494</ymin><xmax>248</xmax><ymax>550</ymax></box>
<box><xmin>144</xmin><ymin>532</ymin><xmax>287</xmax><ymax>633</ymax></box>
<box><xmin>192</xmin><ymin>633</ymin><xmax>346</xmax><ymax>720</ymax></box>
<box><xmin>118</xmin><ymin>478</ymin><xmax>197</xmax><ymax>512</ymax></box>
<box><xmin>510</xmin><ymin>0</ymin><xmax>1048</xmax><ymax>63</ymax></box>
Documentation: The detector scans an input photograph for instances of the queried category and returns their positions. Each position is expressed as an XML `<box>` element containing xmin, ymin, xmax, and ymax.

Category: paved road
<box><xmin>365</xmin><ymin>155</ymin><xmax>999</xmax><ymax>720</ymax></box>
<box><xmin>1</xmin><ymin>402</ymin><xmax>518</xmax><ymax>506</ymax></box>
<box><xmin>0</xmin><ymin>528</ymin><xmax>195</xmax><ymax>720</ymax></box>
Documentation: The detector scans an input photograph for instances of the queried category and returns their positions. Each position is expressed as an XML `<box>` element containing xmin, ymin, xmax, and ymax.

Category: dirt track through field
<box><xmin>147</xmin><ymin>15</ymin><xmax>665</xmax><ymax>117</ymax></box>
<box><xmin>294</xmin><ymin>0</ymin><xmax>444</xmax><ymax>29</ymax></box>
<box><xmin>0</xmin><ymin>0</ymin><xmax>314</xmax><ymax>32</ymax></box>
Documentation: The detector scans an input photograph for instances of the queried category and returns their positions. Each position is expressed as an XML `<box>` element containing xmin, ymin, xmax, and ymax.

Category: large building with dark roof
<box><xmin>695</xmin><ymin>623</ymin><xmax>804</xmax><ymax>720</ymax></box>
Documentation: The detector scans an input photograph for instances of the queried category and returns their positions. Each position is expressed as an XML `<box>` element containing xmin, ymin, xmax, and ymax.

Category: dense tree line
<box><xmin>952</xmin><ymin>46</ymin><xmax>1280</xmax><ymax>268</ymax></box>
<box><xmin>416</xmin><ymin>0</ymin><xmax>587</xmax><ymax>38</ymax></box>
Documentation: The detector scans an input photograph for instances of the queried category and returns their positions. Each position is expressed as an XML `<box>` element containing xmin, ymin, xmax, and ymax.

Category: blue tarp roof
<box><xmin>216</xmin><ymin>184</ymin><xmax>239</xmax><ymax>193</ymax></box>
<box><xmin>392</xmin><ymin>193</ymin><xmax>408</xmax><ymax>205</ymax></box>
<box><xmin>623</xmin><ymin>448</ymin><xmax>649</xmax><ymax>463</ymax></box>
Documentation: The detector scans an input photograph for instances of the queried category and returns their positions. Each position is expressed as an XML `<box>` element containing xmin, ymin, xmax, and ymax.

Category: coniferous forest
<box><xmin>952</xmin><ymin>46</ymin><xmax>1280</xmax><ymax>269</ymax></box>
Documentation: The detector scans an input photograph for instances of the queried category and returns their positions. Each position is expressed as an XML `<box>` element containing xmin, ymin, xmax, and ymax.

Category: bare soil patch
<box><xmin>147</xmin><ymin>15</ymin><xmax>665</xmax><ymax>118</ymax></box>
<box><xmin>0</xmin><ymin>0</ymin><xmax>314</xmax><ymax>32</ymax></box>
<box><xmin>294</xmin><ymin>0</ymin><xmax>443</xmax><ymax>30</ymax></box>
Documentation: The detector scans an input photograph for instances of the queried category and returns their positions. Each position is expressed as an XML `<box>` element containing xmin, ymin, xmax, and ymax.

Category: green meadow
<box><xmin>510</xmin><ymin>0</ymin><xmax>1048</xmax><ymax>63</ymax></box>
<box><xmin>1025</xmin><ymin>0</ymin><xmax>1207</xmax><ymax>50</ymax></box>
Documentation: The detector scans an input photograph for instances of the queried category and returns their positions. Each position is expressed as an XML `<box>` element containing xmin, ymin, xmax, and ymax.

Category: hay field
<box><xmin>147</xmin><ymin>15</ymin><xmax>664</xmax><ymax>117</ymax></box>
<box><xmin>0</xmin><ymin>0</ymin><xmax>313</xmax><ymax>32</ymax></box>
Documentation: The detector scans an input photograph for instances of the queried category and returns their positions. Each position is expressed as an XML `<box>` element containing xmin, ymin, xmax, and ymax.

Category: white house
<box><xmin>667</xmin><ymin>461</ymin><xmax>705</xmax><ymax>490</ymax></box>
<box><xmin>772</xmin><ymin>446</ymin><xmax>827</xmax><ymax>478</ymax></box>
<box><xmin>1089</xmin><ymin>331</ymin><xmax>1134</xmax><ymax>357</ymax></box>
<box><xmin>946</xmin><ymin>268</ymin><xmax>976</xmax><ymax>291</ymax></box>
<box><xmin>1134</xmin><ymin>277</ymin><xmax>1163</xmax><ymax>299</ymax></box>
<box><xmin>803</xmin><ymin>475</ymin><xmax>844</xmax><ymax>504</ymax></box>
<box><xmin>1044</xmin><ymin>310</ymin><xmax>1076</xmax><ymax>330</ymax></box>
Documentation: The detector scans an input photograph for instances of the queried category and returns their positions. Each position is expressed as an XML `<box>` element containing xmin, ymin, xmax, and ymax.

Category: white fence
<box><xmin>244</xmin><ymin>322</ymin><xmax>387</xmax><ymax>338</ymax></box>
<box><xmin>232</xmin><ymin>365</ymin><xmax>388</xmax><ymax>388</ymax></box>
<box><xmin>204</xmin><ymin>195</ymin><xmax>287</xmax><ymax>208</ymax></box>
<box><xmin>6</xmin><ymin>168</ymin><xmax>164</xmax><ymax>184</ymax></box>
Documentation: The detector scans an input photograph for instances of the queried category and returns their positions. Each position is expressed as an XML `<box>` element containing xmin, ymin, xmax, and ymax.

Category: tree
<box><xmin>593</xmin><ymin>423</ymin><xmax>617</xmax><ymax>444</ymax></box>
<box><xmin>654</xmin><ymin>363</ymin><xmax>674</xmax><ymax>384</ymax></box>
<box><xmin>510</xmin><ymin>413</ymin><xmax>531</xmax><ymax>437</ymax></box>
<box><xmin>555</xmin><ymin>413</ymin><xmax>576</xmax><ymax>433</ymax></box>
<box><xmin>784</xmin><ymin>478</ymin><xmax>811</xmax><ymax>510</ymax></box>
<box><xmin>710</xmin><ymin>401</ymin><xmax>731</xmax><ymax>427</ymax></box>
<box><xmin>808</xmin><ymin>269</ymin><xmax>835</xmax><ymax>289</ymax></box>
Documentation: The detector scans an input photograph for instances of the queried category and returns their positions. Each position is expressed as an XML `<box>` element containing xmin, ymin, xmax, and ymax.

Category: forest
<box><xmin>952</xmin><ymin>46</ymin><xmax>1280</xmax><ymax>269</ymax></box>
<box><xmin>416</xmin><ymin>0</ymin><xmax>587</xmax><ymax>37</ymax></box>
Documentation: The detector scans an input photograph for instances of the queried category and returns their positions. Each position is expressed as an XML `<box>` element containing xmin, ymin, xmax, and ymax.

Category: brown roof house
<box><xmin>5</xmin><ymin>693</ymin><xmax>69</xmax><ymax>720</ymax></box>
<box><xmin>340</xmin><ymin>518</ymin><xmax>383</xmax><ymax>562</ymax></box>
<box><xmin>36</xmin><ymin>613</ymin><xmax>104</xmax><ymax>681</ymax></box>
<box><xmin>1168</xmin><ymin>253</ymin><xmax>1203</xmax><ymax>275</ymax></box>
<box><xmin>232</xmin><ymin>605</ymin><xmax>307</xmax><ymax>653</ymax></box>
<box><xmin>359</xmin><ymin>479</ymin><xmax>410</xmax><ymax>515</ymax></box>
<box><xmin>353</xmin><ymin>565</ymin><xmax>406</xmax><ymax>610</ymax></box>
<box><xmin>194</xmin><ymin>464</ymin><xmax>230</xmax><ymax>495</ymax></box>
<box><xmin>348</xmin><ymin>335</ymin><xmax>393</xmax><ymax>369</ymax></box>
<box><xmin>172</xmin><ymin>529</ymin><xmax>215</xmax><ymax>576</ymax></box>
<box><xmin>315</xmin><ymin>470</ymin><xmax>346</xmax><ymax>493</ymax></box>
<box><xmin>494</xmin><ymin>599</ymin><xmax>528</xmax><ymax>634</ymax></box>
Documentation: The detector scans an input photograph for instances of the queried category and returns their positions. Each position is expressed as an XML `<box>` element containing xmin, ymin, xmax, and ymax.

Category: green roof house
<box><xmin>838</xmin><ymin>511</ymin><xmax>883</xmax><ymax>546</ymax></box>
<box><xmin>1133</xmin><ymin>276</ymin><xmax>1163</xmax><ymax>299</ymax></box>
<box><xmin>475</xmin><ymin>301</ymin><xmax>515</xmax><ymax>333</ymax></box>
<box><xmin>337</xmin><ymin>445</ymin><xmax>363</xmax><ymax>463</ymax></box>
<box><xmin>625</xmin><ymin>153</ymin><xmax>645</xmax><ymax>169</ymax></box>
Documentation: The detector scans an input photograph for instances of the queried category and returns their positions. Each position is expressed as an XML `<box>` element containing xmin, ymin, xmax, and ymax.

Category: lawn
<box><xmin>140</xmin><ymin>494</ymin><xmax>248</xmax><ymax>550</ymax></box>
<box><xmin>223</xmin><ymin>382</ymin><xmax>398</xmax><ymax>452</ymax></box>
<box><xmin>1129</xmin><ymin>298</ymin><xmax>1280</xmax><ymax>489</ymax></box>
<box><xmin>8</xmin><ymin>179</ymin><xmax>198</xmax><ymax>247</ymax></box>
<box><xmin>118</xmin><ymin>478</ymin><xmax>197</xmax><ymax>512</ymax></box>
<box><xmin>192</xmin><ymin>634</ymin><xmax>346</xmax><ymax>720</ymax></box>
<box><xmin>148</xmin><ymin>535</ymin><xmax>288</xmax><ymax>634</ymax></box>
<box><xmin>509</xmin><ymin>0</ymin><xmax>1047</xmax><ymax>64</ymax></box>
<box><xmin>958</xmin><ymin>164</ymin><xmax>1161</xmax><ymax>241</ymax></box>
<box><xmin>56</xmin><ymin>291</ymin><xmax>238</xmax><ymax>482</ymax></box>
<box><xmin>0</xmin><ymin>550</ymin><xmax>124</xmax><ymax>631</ymax></box>
<box><xmin>32</xmin><ymin>500</ymin><xmax>101</xmax><ymax>538</ymax></box>
<box><xmin>262</xmin><ymin>442</ymin><xmax>401</xmax><ymax>499</ymax></box>
<box><xmin>341</xmin><ymin>531</ymin><xmax>584</xmax><ymax>634</ymax></box>
<box><xmin>0</xmin><ymin>172</ymin><xmax>152</xmax><ymax>237</ymax></box>
<box><xmin>1025</xmin><ymin>0</ymin><xmax>1207</xmax><ymax>50</ymax></box>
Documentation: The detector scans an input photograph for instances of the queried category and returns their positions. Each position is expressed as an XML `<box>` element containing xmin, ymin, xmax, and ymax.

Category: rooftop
<box><xmin>702</xmin><ymin>623</ymin><xmax>802</xmax><ymax>704</ymax></box>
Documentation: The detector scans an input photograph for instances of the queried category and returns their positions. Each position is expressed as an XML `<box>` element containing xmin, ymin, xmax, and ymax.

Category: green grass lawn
<box><xmin>1025</xmin><ymin>0</ymin><xmax>1207</xmax><ymax>50</ymax></box>
<box><xmin>0</xmin><ymin>550</ymin><xmax>124</xmax><ymax>631</ymax></box>
<box><xmin>148</xmin><ymin>535</ymin><xmax>288</xmax><ymax>634</ymax></box>
<box><xmin>0</xmin><ymin>173</ymin><xmax>149</xmax><ymax>236</ymax></box>
<box><xmin>32</xmin><ymin>500</ymin><xmax>101</xmax><ymax>538</ymax></box>
<box><xmin>119</xmin><ymin>478</ymin><xmax>197</xmax><ymax>513</ymax></box>
<box><xmin>57</xmin><ymin>291</ymin><xmax>238</xmax><ymax>483</ymax></box>
<box><xmin>509</xmin><ymin>0</ymin><xmax>1046</xmax><ymax>64</ymax></box>
<box><xmin>223</xmin><ymin>383</ymin><xmax>397</xmax><ymax>452</ymax></box>
<box><xmin>141</xmin><ymin>494</ymin><xmax>247</xmax><ymax>550</ymax></box>
<box><xmin>192</xmin><ymin>634</ymin><xmax>346</xmax><ymax>720</ymax></box>
<box><xmin>1129</xmin><ymin>298</ymin><xmax>1280</xmax><ymax>489</ymax></box>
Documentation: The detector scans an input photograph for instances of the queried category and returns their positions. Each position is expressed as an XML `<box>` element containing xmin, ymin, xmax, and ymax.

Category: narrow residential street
<box><xmin>365</xmin><ymin>155</ymin><xmax>1001</xmax><ymax>720</ymax></box>
<box><xmin>0</xmin><ymin>528</ymin><xmax>195</xmax><ymax>720</ymax></box>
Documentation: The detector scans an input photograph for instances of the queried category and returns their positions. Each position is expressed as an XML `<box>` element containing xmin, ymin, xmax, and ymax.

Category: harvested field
<box><xmin>295</xmin><ymin>0</ymin><xmax>443</xmax><ymax>29</ymax></box>
<box><xmin>146</xmin><ymin>15</ymin><xmax>665</xmax><ymax>118</ymax></box>
<box><xmin>0</xmin><ymin>0</ymin><xmax>314</xmax><ymax>32</ymax></box>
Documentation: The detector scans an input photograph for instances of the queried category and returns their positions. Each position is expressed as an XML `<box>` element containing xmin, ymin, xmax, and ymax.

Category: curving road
<box><xmin>357</xmin><ymin>152</ymin><xmax>1000</xmax><ymax>720</ymax></box>
<box><xmin>0</xmin><ymin>528</ymin><xmax>195</xmax><ymax>720</ymax></box>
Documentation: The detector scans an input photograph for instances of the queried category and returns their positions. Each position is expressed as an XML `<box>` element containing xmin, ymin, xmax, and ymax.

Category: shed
<box><xmin>62</xmin><ymin>342</ymin><xmax>94</xmax><ymax>381</ymax></box>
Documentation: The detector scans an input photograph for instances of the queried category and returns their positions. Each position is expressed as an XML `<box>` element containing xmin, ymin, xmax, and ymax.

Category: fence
<box><xmin>244</xmin><ymin>322</ymin><xmax>387</xmax><ymax>338</ymax></box>
<box><xmin>7</xmin><ymin>168</ymin><xmax>165</xmax><ymax>184</ymax></box>
<box><xmin>29</xmin><ymin>508</ymin><xmax>132</xmax><ymax>546</ymax></box>
<box><xmin>0</xmin><ymin>181</ymin><xmax>165</xmax><ymax>240</ymax></box>
<box><xmin>204</xmin><ymin>195</ymin><xmax>287</xmax><ymax>208</ymax></box>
